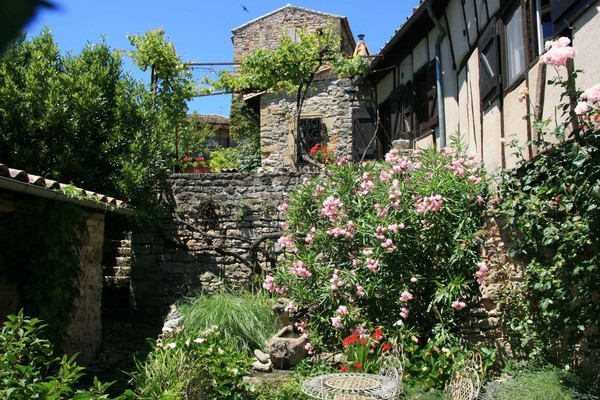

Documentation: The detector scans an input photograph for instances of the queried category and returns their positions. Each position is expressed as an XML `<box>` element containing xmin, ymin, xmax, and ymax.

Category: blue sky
<box><xmin>25</xmin><ymin>1</ymin><xmax>416</xmax><ymax>116</ymax></box>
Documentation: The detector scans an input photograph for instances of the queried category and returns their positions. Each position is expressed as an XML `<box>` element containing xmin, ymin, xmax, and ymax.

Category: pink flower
<box><xmin>581</xmin><ymin>83</ymin><xmax>600</xmax><ymax>103</ymax></box>
<box><xmin>331</xmin><ymin>316</ymin><xmax>343</xmax><ymax>329</ymax></box>
<box><xmin>410</xmin><ymin>276</ymin><xmax>417</xmax><ymax>283</ymax></box>
<box><xmin>452</xmin><ymin>301</ymin><xmax>467</xmax><ymax>310</ymax></box>
<box><xmin>366</xmin><ymin>258</ymin><xmax>379</xmax><ymax>273</ymax></box>
<box><xmin>304</xmin><ymin>342</ymin><xmax>313</xmax><ymax>354</ymax></box>
<box><xmin>400</xmin><ymin>290</ymin><xmax>413</xmax><ymax>302</ymax></box>
<box><xmin>415</xmin><ymin>194</ymin><xmax>443</xmax><ymax>213</ymax></box>
<box><xmin>337</xmin><ymin>305</ymin><xmax>349</xmax><ymax>315</ymax></box>
<box><xmin>277</xmin><ymin>235</ymin><xmax>296</xmax><ymax>249</ymax></box>
<box><xmin>263</xmin><ymin>275</ymin><xmax>276</xmax><ymax>292</ymax></box>
<box><xmin>277</xmin><ymin>202</ymin><xmax>289</xmax><ymax>212</ymax></box>
<box><xmin>355</xmin><ymin>285</ymin><xmax>366</xmax><ymax>297</ymax></box>
<box><xmin>381</xmin><ymin>238</ymin><xmax>396</xmax><ymax>251</ymax></box>
<box><xmin>290</xmin><ymin>263</ymin><xmax>312</xmax><ymax>278</ymax></box>
<box><xmin>475</xmin><ymin>261</ymin><xmax>489</xmax><ymax>285</ymax></box>
<box><xmin>575</xmin><ymin>101</ymin><xmax>590</xmax><ymax>115</ymax></box>
<box><xmin>285</xmin><ymin>301</ymin><xmax>298</xmax><ymax>313</ymax></box>
<box><xmin>320</xmin><ymin>196</ymin><xmax>343</xmax><ymax>222</ymax></box>
<box><xmin>542</xmin><ymin>37</ymin><xmax>576</xmax><ymax>66</ymax></box>
<box><xmin>400</xmin><ymin>307</ymin><xmax>409</xmax><ymax>319</ymax></box>
<box><xmin>305</xmin><ymin>227</ymin><xmax>316</xmax><ymax>245</ymax></box>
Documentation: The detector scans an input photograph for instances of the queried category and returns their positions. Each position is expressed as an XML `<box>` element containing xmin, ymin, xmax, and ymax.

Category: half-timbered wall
<box><xmin>373</xmin><ymin>0</ymin><xmax>600</xmax><ymax>174</ymax></box>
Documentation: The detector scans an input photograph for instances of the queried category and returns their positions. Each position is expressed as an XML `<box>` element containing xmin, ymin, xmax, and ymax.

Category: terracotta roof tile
<box><xmin>0</xmin><ymin>163</ymin><xmax>132</xmax><ymax>214</ymax></box>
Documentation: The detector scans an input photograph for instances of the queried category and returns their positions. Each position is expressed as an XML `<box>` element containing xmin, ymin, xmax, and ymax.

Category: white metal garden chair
<box><xmin>378</xmin><ymin>344</ymin><xmax>404</xmax><ymax>397</ymax></box>
<box><xmin>448</xmin><ymin>354</ymin><xmax>482</xmax><ymax>400</ymax></box>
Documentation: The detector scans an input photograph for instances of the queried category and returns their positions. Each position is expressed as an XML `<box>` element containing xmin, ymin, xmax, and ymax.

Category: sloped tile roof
<box><xmin>0</xmin><ymin>164</ymin><xmax>133</xmax><ymax>215</ymax></box>
<box><xmin>195</xmin><ymin>114</ymin><xmax>230</xmax><ymax>125</ymax></box>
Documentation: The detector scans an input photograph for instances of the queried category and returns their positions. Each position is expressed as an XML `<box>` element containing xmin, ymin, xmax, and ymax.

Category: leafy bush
<box><xmin>177</xmin><ymin>291</ymin><xmax>279</xmax><ymax>354</ymax></box>
<box><xmin>497</xmin><ymin>38</ymin><xmax>600</xmax><ymax>375</ymax></box>
<box><xmin>267</xmin><ymin>143</ymin><xmax>489</xmax><ymax>387</ymax></box>
<box><xmin>129</xmin><ymin>325</ymin><xmax>252</xmax><ymax>399</ymax></box>
<box><xmin>0</xmin><ymin>311</ymin><xmax>124</xmax><ymax>399</ymax></box>
<box><xmin>208</xmin><ymin>147</ymin><xmax>240</xmax><ymax>172</ymax></box>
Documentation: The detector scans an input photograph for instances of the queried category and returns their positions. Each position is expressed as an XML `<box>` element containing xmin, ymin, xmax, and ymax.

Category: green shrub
<box><xmin>267</xmin><ymin>142</ymin><xmax>489</xmax><ymax>387</ymax></box>
<box><xmin>208</xmin><ymin>147</ymin><xmax>239</xmax><ymax>172</ymax></box>
<box><xmin>129</xmin><ymin>326</ymin><xmax>252</xmax><ymax>399</ymax></box>
<box><xmin>177</xmin><ymin>291</ymin><xmax>279</xmax><ymax>354</ymax></box>
<box><xmin>0</xmin><ymin>310</ymin><xmax>124</xmax><ymax>399</ymax></box>
<box><xmin>497</xmin><ymin>40</ymin><xmax>600</xmax><ymax>374</ymax></box>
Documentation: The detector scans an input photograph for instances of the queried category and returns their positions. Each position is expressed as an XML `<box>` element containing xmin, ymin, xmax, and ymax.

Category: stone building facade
<box><xmin>231</xmin><ymin>5</ymin><xmax>367</xmax><ymax>171</ymax></box>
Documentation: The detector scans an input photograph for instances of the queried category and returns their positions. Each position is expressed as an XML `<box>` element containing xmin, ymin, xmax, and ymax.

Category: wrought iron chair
<box><xmin>378</xmin><ymin>344</ymin><xmax>404</xmax><ymax>397</ymax></box>
<box><xmin>448</xmin><ymin>354</ymin><xmax>482</xmax><ymax>400</ymax></box>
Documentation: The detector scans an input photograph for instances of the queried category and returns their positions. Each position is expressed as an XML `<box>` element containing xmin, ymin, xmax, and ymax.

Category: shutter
<box><xmin>478</xmin><ymin>19</ymin><xmax>500</xmax><ymax>102</ymax></box>
<box><xmin>550</xmin><ymin>0</ymin><xmax>578</xmax><ymax>24</ymax></box>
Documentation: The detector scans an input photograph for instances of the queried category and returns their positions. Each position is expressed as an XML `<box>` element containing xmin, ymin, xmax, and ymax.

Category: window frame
<box><xmin>297</xmin><ymin>116</ymin><xmax>325</xmax><ymax>164</ymax></box>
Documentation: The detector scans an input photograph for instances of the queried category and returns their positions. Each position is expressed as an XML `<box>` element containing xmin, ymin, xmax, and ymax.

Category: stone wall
<box><xmin>0</xmin><ymin>190</ymin><xmax>105</xmax><ymax>365</ymax></box>
<box><xmin>232</xmin><ymin>6</ymin><xmax>354</xmax><ymax>65</ymax></box>
<box><xmin>130</xmin><ymin>172</ymin><xmax>313</xmax><ymax>314</ymax></box>
<box><xmin>63</xmin><ymin>212</ymin><xmax>105</xmax><ymax>364</ymax></box>
<box><xmin>260</xmin><ymin>76</ymin><xmax>357</xmax><ymax>171</ymax></box>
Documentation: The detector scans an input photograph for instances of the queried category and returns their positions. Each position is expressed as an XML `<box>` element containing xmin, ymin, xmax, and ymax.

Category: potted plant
<box><xmin>182</xmin><ymin>156</ymin><xmax>209</xmax><ymax>173</ymax></box>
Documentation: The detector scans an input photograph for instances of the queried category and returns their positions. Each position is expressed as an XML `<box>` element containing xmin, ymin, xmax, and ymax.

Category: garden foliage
<box><xmin>497</xmin><ymin>38</ymin><xmax>600</xmax><ymax>372</ymax></box>
<box><xmin>267</xmin><ymin>144</ymin><xmax>489</xmax><ymax>386</ymax></box>
<box><xmin>129</xmin><ymin>325</ymin><xmax>252</xmax><ymax>400</ymax></box>
<box><xmin>0</xmin><ymin>311</ymin><xmax>124</xmax><ymax>399</ymax></box>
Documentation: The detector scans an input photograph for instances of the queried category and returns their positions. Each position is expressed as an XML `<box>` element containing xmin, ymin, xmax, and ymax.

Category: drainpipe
<box><xmin>427</xmin><ymin>3</ymin><xmax>447</xmax><ymax>149</ymax></box>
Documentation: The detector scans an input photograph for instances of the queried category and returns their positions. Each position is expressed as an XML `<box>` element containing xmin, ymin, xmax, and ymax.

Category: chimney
<box><xmin>353</xmin><ymin>34</ymin><xmax>371</xmax><ymax>57</ymax></box>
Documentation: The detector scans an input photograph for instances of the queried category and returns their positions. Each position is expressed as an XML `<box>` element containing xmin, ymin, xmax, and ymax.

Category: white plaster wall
<box><xmin>487</xmin><ymin>0</ymin><xmax>501</xmax><ymax>17</ymax></box>
<box><xmin>464</xmin><ymin>2</ymin><xmax>479</xmax><ymax>46</ymax></box>
<box><xmin>476</xmin><ymin>0</ymin><xmax>489</xmax><ymax>31</ymax></box>
<box><xmin>398</xmin><ymin>55</ymin><xmax>414</xmax><ymax>85</ymax></box>
<box><xmin>481</xmin><ymin>101</ymin><xmax>503</xmax><ymax>174</ymax></box>
<box><xmin>377</xmin><ymin>73</ymin><xmax>394</xmax><ymax>103</ymax></box>
<box><xmin>413</xmin><ymin>39</ymin><xmax>429</xmax><ymax>72</ymax></box>
<box><xmin>572</xmin><ymin>5</ymin><xmax>600</xmax><ymax>91</ymax></box>
<box><xmin>446</xmin><ymin>0</ymin><xmax>470</xmax><ymax>63</ymax></box>
<box><xmin>503</xmin><ymin>81</ymin><xmax>530</xmax><ymax>170</ymax></box>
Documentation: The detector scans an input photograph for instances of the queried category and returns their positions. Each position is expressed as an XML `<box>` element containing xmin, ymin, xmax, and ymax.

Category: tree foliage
<box><xmin>0</xmin><ymin>29</ymin><xmax>197</xmax><ymax>220</ymax></box>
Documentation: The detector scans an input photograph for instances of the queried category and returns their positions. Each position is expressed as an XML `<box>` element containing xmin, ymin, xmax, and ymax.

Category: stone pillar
<box><xmin>62</xmin><ymin>212</ymin><xmax>105</xmax><ymax>365</ymax></box>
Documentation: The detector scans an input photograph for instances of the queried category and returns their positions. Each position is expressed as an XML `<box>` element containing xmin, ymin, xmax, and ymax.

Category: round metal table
<box><xmin>301</xmin><ymin>372</ymin><xmax>398</xmax><ymax>399</ymax></box>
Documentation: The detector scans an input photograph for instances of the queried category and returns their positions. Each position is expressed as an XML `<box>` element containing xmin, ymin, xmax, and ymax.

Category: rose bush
<box><xmin>266</xmin><ymin>143</ymin><xmax>489</xmax><ymax>386</ymax></box>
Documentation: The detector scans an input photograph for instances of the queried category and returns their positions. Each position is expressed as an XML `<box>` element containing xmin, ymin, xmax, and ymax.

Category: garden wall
<box><xmin>130</xmin><ymin>172</ymin><xmax>313</xmax><ymax>314</ymax></box>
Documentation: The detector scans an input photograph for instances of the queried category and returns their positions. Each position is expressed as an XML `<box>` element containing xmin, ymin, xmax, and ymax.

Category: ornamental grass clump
<box><xmin>267</xmin><ymin>142</ymin><xmax>489</xmax><ymax>387</ymax></box>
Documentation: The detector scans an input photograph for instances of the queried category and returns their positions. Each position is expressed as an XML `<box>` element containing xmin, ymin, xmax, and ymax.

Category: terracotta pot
<box><xmin>186</xmin><ymin>166</ymin><xmax>209</xmax><ymax>174</ymax></box>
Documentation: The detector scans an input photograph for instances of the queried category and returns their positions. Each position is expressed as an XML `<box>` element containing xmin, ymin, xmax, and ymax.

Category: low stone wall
<box><xmin>130</xmin><ymin>172</ymin><xmax>313</xmax><ymax>314</ymax></box>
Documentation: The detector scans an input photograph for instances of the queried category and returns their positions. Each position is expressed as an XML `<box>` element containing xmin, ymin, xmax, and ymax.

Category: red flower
<box><xmin>354</xmin><ymin>362</ymin><xmax>363</xmax><ymax>371</ymax></box>
<box><xmin>310</xmin><ymin>143</ymin><xmax>321</xmax><ymax>155</ymax></box>
<box><xmin>372</xmin><ymin>328</ymin><xmax>383</xmax><ymax>341</ymax></box>
<box><xmin>360</xmin><ymin>337</ymin><xmax>367</xmax><ymax>346</ymax></box>
<box><xmin>195</xmin><ymin>156</ymin><xmax>204</xmax><ymax>162</ymax></box>
<box><xmin>340</xmin><ymin>365</ymin><xmax>350</xmax><ymax>372</ymax></box>
<box><xmin>183</xmin><ymin>157</ymin><xmax>190</xmax><ymax>162</ymax></box>
<box><xmin>343</xmin><ymin>334</ymin><xmax>359</xmax><ymax>347</ymax></box>
<box><xmin>382</xmin><ymin>342</ymin><xmax>391</xmax><ymax>352</ymax></box>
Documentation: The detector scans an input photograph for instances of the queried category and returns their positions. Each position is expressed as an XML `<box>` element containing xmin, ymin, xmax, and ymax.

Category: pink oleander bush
<box><xmin>267</xmin><ymin>143</ymin><xmax>490</xmax><ymax>387</ymax></box>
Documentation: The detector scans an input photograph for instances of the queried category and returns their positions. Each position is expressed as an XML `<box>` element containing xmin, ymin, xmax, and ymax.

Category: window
<box><xmin>414</xmin><ymin>63</ymin><xmax>438</xmax><ymax>137</ymax></box>
<box><xmin>505</xmin><ymin>6</ymin><xmax>526</xmax><ymax>85</ymax></box>
<box><xmin>479</xmin><ymin>19</ymin><xmax>500</xmax><ymax>103</ymax></box>
<box><xmin>297</xmin><ymin>117</ymin><xmax>325</xmax><ymax>163</ymax></box>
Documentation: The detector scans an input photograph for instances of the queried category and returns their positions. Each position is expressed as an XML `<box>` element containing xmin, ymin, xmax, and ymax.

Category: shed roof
<box><xmin>0</xmin><ymin>164</ymin><xmax>133</xmax><ymax>215</ymax></box>
<box><xmin>195</xmin><ymin>114</ymin><xmax>230</xmax><ymax>125</ymax></box>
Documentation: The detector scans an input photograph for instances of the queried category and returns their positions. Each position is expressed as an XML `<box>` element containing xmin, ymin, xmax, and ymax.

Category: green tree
<box><xmin>214</xmin><ymin>22</ymin><xmax>369</xmax><ymax>143</ymax></box>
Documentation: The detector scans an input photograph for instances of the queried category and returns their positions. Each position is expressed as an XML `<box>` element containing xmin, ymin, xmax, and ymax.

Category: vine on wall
<box><xmin>4</xmin><ymin>198</ymin><xmax>86</xmax><ymax>347</ymax></box>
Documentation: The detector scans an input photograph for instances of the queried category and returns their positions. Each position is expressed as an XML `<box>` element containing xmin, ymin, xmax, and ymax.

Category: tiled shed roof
<box><xmin>0</xmin><ymin>164</ymin><xmax>133</xmax><ymax>215</ymax></box>
<box><xmin>195</xmin><ymin>114</ymin><xmax>230</xmax><ymax>125</ymax></box>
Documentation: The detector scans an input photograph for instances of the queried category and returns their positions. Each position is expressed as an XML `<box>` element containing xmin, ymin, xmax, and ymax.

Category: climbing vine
<box><xmin>4</xmin><ymin>199</ymin><xmax>86</xmax><ymax>347</ymax></box>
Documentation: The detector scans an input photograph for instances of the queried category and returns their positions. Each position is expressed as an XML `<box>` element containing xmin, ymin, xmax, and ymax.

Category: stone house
<box><xmin>367</xmin><ymin>0</ymin><xmax>600</xmax><ymax>173</ymax></box>
<box><xmin>0</xmin><ymin>164</ymin><xmax>132</xmax><ymax>364</ymax></box>
<box><xmin>195</xmin><ymin>113</ymin><xmax>232</xmax><ymax>148</ymax></box>
<box><xmin>231</xmin><ymin>5</ymin><xmax>375</xmax><ymax>171</ymax></box>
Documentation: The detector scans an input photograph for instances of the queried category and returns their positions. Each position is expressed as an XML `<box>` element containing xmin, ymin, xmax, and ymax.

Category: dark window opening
<box><xmin>297</xmin><ymin>117</ymin><xmax>325</xmax><ymax>163</ymax></box>
<box><xmin>479</xmin><ymin>18</ymin><xmax>501</xmax><ymax>105</ymax></box>
<box><xmin>414</xmin><ymin>63</ymin><xmax>438</xmax><ymax>137</ymax></box>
